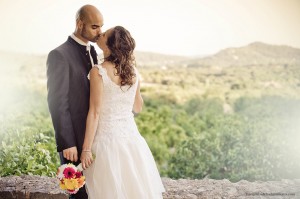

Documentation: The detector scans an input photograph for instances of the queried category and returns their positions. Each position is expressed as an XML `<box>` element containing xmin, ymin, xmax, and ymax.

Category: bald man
<box><xmin>47</xmin><ymin>5</ymin><xmax>103</xmax><ymax>199</ymax></box>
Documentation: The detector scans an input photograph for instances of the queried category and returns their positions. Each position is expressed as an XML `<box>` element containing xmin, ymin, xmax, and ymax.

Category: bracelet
<box><xmin>82</xmin><ymin>149</ymin><xmax>91</xmax><ymax>152</ymax></box>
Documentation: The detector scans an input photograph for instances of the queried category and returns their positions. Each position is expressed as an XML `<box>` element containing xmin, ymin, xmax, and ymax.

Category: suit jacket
<box><xmin>47</xmin><ymin>36</ymin><xmax>98</xmax><ymax>153</ymax></box>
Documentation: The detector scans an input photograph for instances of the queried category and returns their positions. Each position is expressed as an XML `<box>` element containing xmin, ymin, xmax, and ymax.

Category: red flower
<box><xmin>67</xmin><ymin>189</ymin><xmax>79</xmax><ymax>194</ymax></box>
<box><xmin>63</xmin><ymin>167</ymin><xmax>76</xmax><ymax>179</ymax></box>
<box><xmin>75</xmin><ymin>171</ymin><xmax>82</xmax><ymax>178</ymax></box>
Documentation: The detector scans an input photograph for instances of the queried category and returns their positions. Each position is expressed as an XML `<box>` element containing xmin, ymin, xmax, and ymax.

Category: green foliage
<box><xmin>1</xmin><ymin>63</ymin><xmax>300</xmax><ymax>182</ymax></box>
<box><xmin>167</xmin><ymin>96</ymin><xmax>300</xmax><ymax>182</ymax></box>
<box><xmin>0</xmin><ymin>128</ymin><xmax>59</xmax><ymax>177</ymax></box>
<box><xmin>0</xmin><ymin>84</ymin><xmax>59</xmax><ymax>177</ymax></box>
<box><xmin>135</xmin><ymin>102</ymin><xmax>187</xmax><ymax>175</ymax></box>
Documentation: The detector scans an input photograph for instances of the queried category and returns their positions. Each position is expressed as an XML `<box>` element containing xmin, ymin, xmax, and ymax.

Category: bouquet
<box><xmin>56</xmin><ymin>163</ymin><xmax>85</xmax><ymax>194</ymax></box>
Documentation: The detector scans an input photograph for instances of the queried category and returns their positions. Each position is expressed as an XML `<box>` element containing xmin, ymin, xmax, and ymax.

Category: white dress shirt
<box><xmin>70</xmin><ymin>34</ymin><xmax>95</xmax><ymax>66</ymax></box>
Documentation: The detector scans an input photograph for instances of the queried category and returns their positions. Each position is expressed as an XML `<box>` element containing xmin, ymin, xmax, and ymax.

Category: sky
<box><xmin>0</xmin><ymin>0</ymin><xmax>300</xmax><ymax>56</ymax></box>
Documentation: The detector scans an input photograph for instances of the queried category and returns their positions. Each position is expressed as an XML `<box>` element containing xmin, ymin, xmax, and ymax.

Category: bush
<box><xmin>0</xmin><ymin>128</ymin><xmax>59</xmax><ymax>177</ymax></box>
<box><xmin>167</xmin><ymin>96</ymin><xmax>300</xmax><ymax>182</ymax></box>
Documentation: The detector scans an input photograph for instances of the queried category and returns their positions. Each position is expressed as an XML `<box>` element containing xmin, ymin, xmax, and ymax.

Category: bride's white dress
<box><xmin>83</xmin><ymin>64</ymin><xmax>165</xmax><ymax>199</ymax></box>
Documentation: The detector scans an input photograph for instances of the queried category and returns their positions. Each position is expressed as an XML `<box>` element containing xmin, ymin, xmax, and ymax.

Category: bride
<box><xmin>80</xmin><ymin>26</ymin><xmax>165</xmax><ymax>198</ymax></box>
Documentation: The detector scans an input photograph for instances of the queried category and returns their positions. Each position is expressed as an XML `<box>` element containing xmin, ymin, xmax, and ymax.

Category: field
<box><xmin>0</xmin><ymin>45</ymin><xmax>300</xmax><ymax>182</ymax></box>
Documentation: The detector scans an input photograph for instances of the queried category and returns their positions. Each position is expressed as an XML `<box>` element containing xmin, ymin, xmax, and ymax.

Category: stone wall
<box><xmin>0</xmin><ymin>175</ymin><xmax>300</xmax><ymax>199</ymax></box>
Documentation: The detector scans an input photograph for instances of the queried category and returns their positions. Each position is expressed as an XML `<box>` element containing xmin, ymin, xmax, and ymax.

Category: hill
<box><xmin>1</xmin><ymin>41</ymin><xmax>300</xmax><ymax>71</ymax></box>
<box><xmin>134</xmin><ymin>51</ymin><xmax>188</xmax><ymax>67</ymax></box>
<box><xmin>184</xmin><ymin>42</ymin><xmax>300</xmax><ymax>67</ymax></box>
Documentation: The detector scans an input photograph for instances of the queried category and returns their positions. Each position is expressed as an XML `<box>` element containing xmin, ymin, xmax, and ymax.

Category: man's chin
<box><xmin>90</xmin><ymin>38</ymin><xmax>99</xmax><ymax>43</ymax></box>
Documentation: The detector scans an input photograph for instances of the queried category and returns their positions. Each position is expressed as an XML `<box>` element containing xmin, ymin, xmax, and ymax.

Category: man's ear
<box><xmin>77</xmin><ymin>19</ymin><xmax>83</xmax><ymax>29</ymax></box>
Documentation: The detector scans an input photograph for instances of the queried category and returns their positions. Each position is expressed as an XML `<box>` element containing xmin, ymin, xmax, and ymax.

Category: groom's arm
<box><xmin>46</xmin><ymin>50</ymin><xmax>77</xmax><ymax>153</ymax></box>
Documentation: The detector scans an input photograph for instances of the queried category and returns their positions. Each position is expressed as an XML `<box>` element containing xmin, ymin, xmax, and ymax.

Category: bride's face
<box><xmin>97</xmin><ymin>28</ymin><xmax>113</xmax><ymax>51</ymax></box>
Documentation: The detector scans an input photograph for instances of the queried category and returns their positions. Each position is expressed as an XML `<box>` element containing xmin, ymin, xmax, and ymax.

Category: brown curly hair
<box><xmin>104</xmin><ymin>26</ymin><xmax>136</xmax><ymax>87</ymax></box>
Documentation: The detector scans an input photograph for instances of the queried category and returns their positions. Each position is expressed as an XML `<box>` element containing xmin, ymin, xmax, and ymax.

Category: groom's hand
<box><xmin>63</xmin><ymin>146</ymin><xmax>78</xmax><ymax>162</ymax></box>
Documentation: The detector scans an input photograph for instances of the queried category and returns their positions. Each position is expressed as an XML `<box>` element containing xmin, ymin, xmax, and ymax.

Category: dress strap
<box><xmin>87</xmin><ymin>64</ymin><xmax>108</xmax><ymax>81</ymax></box>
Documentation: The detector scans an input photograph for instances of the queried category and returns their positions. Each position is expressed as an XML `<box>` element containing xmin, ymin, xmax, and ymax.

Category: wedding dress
<box><xmin>83</xmin><ymin>64</ymin><xmax>165</xmax><ymax>199</ymax></box>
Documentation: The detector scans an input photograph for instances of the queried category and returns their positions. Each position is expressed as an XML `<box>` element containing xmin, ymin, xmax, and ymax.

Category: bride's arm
<box><xmin>133</xmin><ymin>79</ymin><xmax>144</xmax><ymax>114</ymax></box>
<box><xmin>81</xmin><ymin>67</ymin><xmax>103</xmax><ymax>169</ymax></box>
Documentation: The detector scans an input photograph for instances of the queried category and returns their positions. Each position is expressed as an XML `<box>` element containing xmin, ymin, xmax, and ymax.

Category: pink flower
<box><xmin>63</xmin><ymin>167</ymin><xmax>76</xmax><ymax>179</ymax></box>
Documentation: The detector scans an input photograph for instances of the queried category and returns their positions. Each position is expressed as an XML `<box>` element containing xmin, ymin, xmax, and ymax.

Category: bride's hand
<box><xmin>80</xmin><ymin>151</ymin><xmax>94</xmax><ymax>170</ymax></box>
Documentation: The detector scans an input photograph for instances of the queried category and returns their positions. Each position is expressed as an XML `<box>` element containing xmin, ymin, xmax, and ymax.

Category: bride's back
<box><xmin>101</xmin><ymin>62</ymin><xmax>137</xmax><ymax>87</ymax></box>
<box><xmin>94</xmin><ymin>63</ymin><xmax>138</xmax><ymax>122</ymax></box>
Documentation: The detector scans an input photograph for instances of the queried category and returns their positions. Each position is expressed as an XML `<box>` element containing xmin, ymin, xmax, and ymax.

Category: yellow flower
<box><xmin>77</xmin><ymin>176</ymin><xmax>86</xmax><ymax>187</ymax></box>
<box><xmin>59</xmin><ymin>181</ymin><xmax>67</xmax><ymax>190</ymax></box>
<box><xmin>64</xmin><ymin>178</ymin><xmax>79</xmax><ymax>190</ymax></box>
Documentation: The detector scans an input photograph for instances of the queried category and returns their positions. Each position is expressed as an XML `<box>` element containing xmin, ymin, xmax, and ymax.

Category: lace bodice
<box><xmin>88</xmin><ymin>64</ymin><xmax>138</xmax><ymax>121</ymax></box>
<box><xmin>87</xmin><ymin>64</ymin><xmax>140</xmax><ymax>140</ymax></box>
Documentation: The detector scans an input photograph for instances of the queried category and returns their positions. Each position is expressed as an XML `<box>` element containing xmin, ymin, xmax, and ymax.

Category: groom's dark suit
<box><xmin>47</xmin><ymin>36</ymin><xmax>97</xmax><ymax>199</ymax></box>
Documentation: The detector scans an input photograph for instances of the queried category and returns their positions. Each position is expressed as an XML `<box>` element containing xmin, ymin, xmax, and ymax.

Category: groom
<box><xmin>46</xmin><ymin>5</ymin><xmax>103</xmax><ymax>199</ymax></box>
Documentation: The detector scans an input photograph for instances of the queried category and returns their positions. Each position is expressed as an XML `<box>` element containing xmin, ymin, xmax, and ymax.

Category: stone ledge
<box><xmin>0</xmin><ymin>175</ymin><xmax>300</xmax><ymax>199</ymax></box>
<box><xmin>0</xmin><ymin>175</ymin><xmax>66</xmax><ymax>199</ymax></box>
